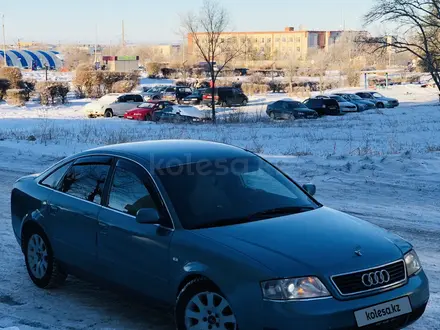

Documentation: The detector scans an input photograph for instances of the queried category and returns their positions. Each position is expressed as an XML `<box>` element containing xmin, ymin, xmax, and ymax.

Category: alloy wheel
<box><xmin>184</xmin><ymin>291</ymin><xmax>237</xmax><ymax>330</ymax></box>
<box><xmin>27</xmin><ymin>234</ymin><xmax>49</xmax><ymax>279</ymax></box>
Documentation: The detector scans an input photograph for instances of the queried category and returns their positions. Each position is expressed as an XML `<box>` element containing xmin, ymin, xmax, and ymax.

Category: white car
<box><xmin>84</xmin><ymin>93</ymin><xmax>144</xmax><ymax>118</ymax></box>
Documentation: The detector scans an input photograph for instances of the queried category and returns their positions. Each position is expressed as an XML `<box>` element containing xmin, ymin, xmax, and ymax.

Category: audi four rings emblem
<box><xmin>361</xmin><ymin>270</ymin><xmax>391</xmax><ymax>287</ymax></box>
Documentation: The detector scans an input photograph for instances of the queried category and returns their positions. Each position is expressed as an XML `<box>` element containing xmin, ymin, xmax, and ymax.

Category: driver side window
<box><xmin>108</xmin><ymin>160</ymin><xmax>157</xmax><ymax>217</ymax></box>
<box><xmin>117</xmin><ymin>96</ymin><xmax>127</xmax><ymax>103</ymax></box>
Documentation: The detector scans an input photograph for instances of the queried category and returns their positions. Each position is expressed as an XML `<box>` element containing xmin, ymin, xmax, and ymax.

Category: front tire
<box><xmin>269</xmin><ymin>111</ymin><xmax>276</xmax><ymax>120</ymax></box>
<box><xmin>24</xmin><ymin>227</ymin><xmax>67</xmax><ymax>289</ymax></box>
<box><xmin>377</xmin><ymin>102</ymin><xmax>385</xmax><ymax>109</ymax></box>
<box><xmin>175</xmin><ymin>278</ymin><xmax>238</xmax><ymax>330</ymax></box>
<box><xmin>104</xmin><ymin>109</ymin><xmax>113</xmax><ymax>118</ymax></box>
<box><xmin>241</xmin><ymin>99</ymin><xmax>248</xmax><ymax>106</ymax></box>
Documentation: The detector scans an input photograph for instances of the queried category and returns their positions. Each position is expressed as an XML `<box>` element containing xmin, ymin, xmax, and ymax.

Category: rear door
<box><xmin>97</xmin><ymin>158</ymin><xmax>174</xmax><ymax>298</ymax></box>
<box><xmin>47</xmin><ymin>156</ymin><xmax>113</xmax><ymax>274</ymax></box>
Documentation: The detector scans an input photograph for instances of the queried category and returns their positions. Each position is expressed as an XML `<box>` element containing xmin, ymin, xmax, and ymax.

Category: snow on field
<box><xmin>0</xmin><ymin>84</ymin><xmax>439</xmax><ymax>329</ymax></box>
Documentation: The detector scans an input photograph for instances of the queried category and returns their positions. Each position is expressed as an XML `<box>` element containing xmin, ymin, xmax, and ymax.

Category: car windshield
<box><xmin>147</xmin><ymin>87</ymin><xmax>162</xmax><ymax>93</ymax></box>
<box><xmin>287</xmin><ymin>102</ymin><xmax>308</xmax><ymax>109</ymax></box>
<box><xmin>372</xmin><ymin>92</ymin><xmax>384</xmax><ymax>98</ymax></box>
<box><xmin>348</xmin><ymin>94</ymin><xmax>362</xmax><ymax>100</ymax></box>
<box><xmin>156</xmin><ymin>156</ymin><xmax>319</xmax><ymax>229</ymax></box>
<box><xmin>97</xmin><ymin>95</ymin><xmax>118</xmax><ymax>104</ymax></box>
<box><xmin>138</xmin><ymin>102</ymin><xmax>155</xmax><ymax>108</ymax></box>
<box><xmin>330</xmin><ymin>95</ymin><xmax>345</xmax><ymax>102</ymax></box>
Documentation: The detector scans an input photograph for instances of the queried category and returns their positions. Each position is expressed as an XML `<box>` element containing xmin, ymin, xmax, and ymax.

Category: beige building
<box><xmin>102</xmin><ymin>55</ymin><xmax>139</xmax><ymax>72</ymax></box>
<box><xmin>188</xmin><ymin>27</ymin><xmax>361</xmax><ymax>62</ymax></box>
<box><xmin>148</xmin><ymin>44</ymin><xmax>182</xmax><ymax>62</ymax></box>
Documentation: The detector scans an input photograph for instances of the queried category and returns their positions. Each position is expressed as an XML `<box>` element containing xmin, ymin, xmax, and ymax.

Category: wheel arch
<box><xmin>21</xmin><ymin>219</ymin><xmax>47</xmax><ymax>252</ymax></box>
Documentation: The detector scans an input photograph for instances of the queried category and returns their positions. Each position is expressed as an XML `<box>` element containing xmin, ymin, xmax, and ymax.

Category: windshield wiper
<box><xmin>249</xmin><ymin>206</ymin><xmax>315</xmax><ymax>220</ymax></box>
<box><xmin>192</xmin><ymin>206</ymin><xmax>315</xmax><ymax>230</ymax></box>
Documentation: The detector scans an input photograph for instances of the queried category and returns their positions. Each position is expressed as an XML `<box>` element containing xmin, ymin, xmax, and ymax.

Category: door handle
<box><xmin>98</xmin><ymin>221</ymin><xmax>109</xmax><ymax>235</ymax></box>
<box><xmin>48</xmin><ymin>204</ymin><xmax>60</xmax><ymax>215</ymax></box>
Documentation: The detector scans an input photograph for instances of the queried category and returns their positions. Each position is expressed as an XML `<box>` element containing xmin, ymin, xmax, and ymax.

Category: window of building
<box><xmin>261</xmin><ymin>38</ymin><xmax>265</xmax><ymax>43</ymax></box>
<box><xmin>276</xmin><ymin>38</ymin><xmax>280</xmax><ymax>42</ymax></box>
<box><xmin>282</xmin><ymin>37</ymin><xmax>286</xmax><ymax>42</ymax></box>
<box><xmin>289</xmin><ymin>37</ymin><xmax>293</xmax><ymax>42</ymax></box>
<box><xmin>296</xmin><ymin>37</ymin><xmax>301</xmax><ymax>43</ymax></box>
<box><xmin>297</xmin><ymin>47</ymin><xmax>301</xmax><ymax>52</ymax></box>
<box><xmin>267</xmin><ymin>38</ymin><xmax>271</xmax><ymax>43</ymax></box>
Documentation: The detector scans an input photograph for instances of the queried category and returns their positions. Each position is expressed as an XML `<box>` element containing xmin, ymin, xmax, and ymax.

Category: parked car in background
<box><xmin>333</xmin><ymin>93</ymin><xmax>376</xmax><ymax>111</ymax></box>
<box><xmin>355</xmin><ymin>91</ymin><xmax>399</xmax><ymax>108</ymax></box>
<box><xmin>316</xmin><ymin>95</ymin><xmax>357</xmax><ymax>112</ymax></box>
<box><xmin>162</xmin><ymin>86</ymin><xmax>193</xmax><ymax>103</ymax></box>
<box><xmin>124</xmin><ymin>100</ymin><xmax>175</xmax><ymax>121</ymax></box>
<box><xmin>303</xmin><ymin>97</ymin><xmax>341</xmax><ymax>116</ymax></box>
<box><xmin>266</xmin><ymin>100</ymin><xmax>318</xmax><ymax>120</ymax></box>
<box><xmin>142</xmin><ymin>86</ymin><xmax>168</xmax><ymax>101</ymax></box>
<box><xmin>182</xmin><ymin>89</ymin><xmax>206</xmax><ymax>105</ymax></box>
<box><xmin>84</xmin><ymin>93</ymin><xmax>144</xmax><ymax>118</ymax></box>
<box><xmin>202</xmin><ymin>87</ymin><xmax>248</xmax><ymax>107</ymax></box>
<box><xmin>153</xmin><ymin>105</ymin><xmax>207</xmax><ymax>122</ymax></box>
<box><xmin>11</xmin><ymin>140</ymin><xmax>429</xmax><ymax>330</ymax></box>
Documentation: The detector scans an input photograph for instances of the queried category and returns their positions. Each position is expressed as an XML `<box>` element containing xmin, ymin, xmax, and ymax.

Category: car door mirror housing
<box><xmin>303</xmin><ymin>183</ymin><xmax>316</xmax><ymax>196</ymax></box>
<box><xmin>136</xmin><ymin>208</ymin><xmax>160</xmax><ymax>224</ymax></box>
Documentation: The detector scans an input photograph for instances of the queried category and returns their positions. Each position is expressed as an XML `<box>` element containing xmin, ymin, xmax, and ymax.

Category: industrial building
<box><xmin>0</xmin><ymin>50</ymin><xmax>63</xmax><ymax>70</ymax></box>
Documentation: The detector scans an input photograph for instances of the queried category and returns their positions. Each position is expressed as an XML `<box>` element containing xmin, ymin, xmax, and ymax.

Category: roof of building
<box><xmin>0</xmin><ymin>50</ymin><xmax>62</xmax><ymax>69</ymax></box>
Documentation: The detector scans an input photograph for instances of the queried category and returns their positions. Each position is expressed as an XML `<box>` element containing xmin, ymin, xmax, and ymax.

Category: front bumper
<box><xmin>124</xmin><ymin>114</ymin><xmax>144</xmax><ymax>120</ymax></box>
<box><xmin>235</xmin><ymin>270</ymin><xmax>429</xmax><ymax>330</ymax></box>
<box><xmin>341</xmin><ymin>106</ymin><xmax>358</xmax><ymax>112</ymax></box>
<box><xmin>183</xmin><ymin>99</ymin><xmax>201</xmax><ymax>105</ymax></box>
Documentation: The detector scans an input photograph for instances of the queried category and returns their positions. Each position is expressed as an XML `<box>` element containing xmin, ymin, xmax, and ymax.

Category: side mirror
<box><xmin>136</xmin><ymin>208</ymin><xmax>160</xmax><ymax>224</ymax></box>
<box><xmin>303</xmin><ymin>183</ymin><xmax>316</xmax><ymax>196</ymax></box>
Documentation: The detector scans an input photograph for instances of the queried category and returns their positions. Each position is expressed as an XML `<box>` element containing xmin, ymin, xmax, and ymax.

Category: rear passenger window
<box><xmin>133</xmin><ymin>95</ymin><xmax>143</xmax><ymax>102</ymax></box>
<box><xmin>40</xmin><ymin>162</ymin><xmax>71</xmax><ymax>189</ymax></box>
<box><xmin>60</xmin><ymin>162</ymin><xmax>111</xmax><ymax>204</ymax></box>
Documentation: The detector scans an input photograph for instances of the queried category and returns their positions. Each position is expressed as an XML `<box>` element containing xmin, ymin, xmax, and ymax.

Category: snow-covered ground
<box><xmin>0</xmin><ymin>84</ymin><xmax>439</xmax><ymax>329</ymax></box>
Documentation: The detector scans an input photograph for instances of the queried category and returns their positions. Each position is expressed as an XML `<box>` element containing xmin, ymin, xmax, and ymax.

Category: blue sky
<box><xmin>2</xmin><ymin>0</ymin><xmax>376</xmax><ymax>44</ymax></box>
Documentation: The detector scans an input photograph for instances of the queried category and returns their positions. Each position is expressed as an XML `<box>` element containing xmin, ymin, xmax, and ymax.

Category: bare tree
<box><xmin>362</xmin><ymin>0</ymin><xmax>440</xmax><ymax>90</ymax></box>
<box><xmin>182</xmin><ymin>0</ymin><xmax>244</xmax><ymax>123</ymax></box>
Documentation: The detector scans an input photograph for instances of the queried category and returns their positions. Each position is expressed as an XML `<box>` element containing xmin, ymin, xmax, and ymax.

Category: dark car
<box><xmin>266</xmin><ymin>100</ymin><xmax>318</xmax><ymax>120</ymax></box>
<box><xmin>303</xmin><ymin>98</ymin><xmax>341</xmax><ymax>116</ymax></box>
<box><xmin>11</xmin><ymin>140</ymin><xmax>429</xmax><ymax>330</ymax></box>
<box><xmin>162</xmin><ymin>86</ymin><xmax>194</xmax><ymax>103</ymax></box>
<box><xmin>202</xmin><ymin>87</ymin><xmax>248</xmax><ymax>107</ymax></box>
<box><xmin>182</xmin><ymin>89</ymin><xmax>206</xmax><ymax>105</ymax></box>
<box><xmin>355</xmin><ymin>91</ymin><xmax>399</xmax><ymax>108</ymax></box>
<box><xmin>124</xmin><ymin>100</ymin><xmax>175</xmax><ymax>121</ymax></box>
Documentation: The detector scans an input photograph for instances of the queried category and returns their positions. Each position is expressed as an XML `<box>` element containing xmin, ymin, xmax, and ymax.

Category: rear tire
<box><xmin>241</xmin><ymin>99</ymin><xmax>248</xmax><ymax>106</ymax></box>
<box><xmin>145</xmin><ymin>114</ymin><xmax>152</xmax><ymax>121</ymax></box>
<box><xmin>269</xmin><ymin>112</ymin><xmax>276</xmax><ymax>120</ymax></box>
<box><xmin>23</xmin><ymin>226</ymin><xmax>67</xmax><ymax>289</ymax></box>
<box><xmin>104</xmin><ymin>109</ymin><xmax>113</xmax><ymax>118</ymax></box>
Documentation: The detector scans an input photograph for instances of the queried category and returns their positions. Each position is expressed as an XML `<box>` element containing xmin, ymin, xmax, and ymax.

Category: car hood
<box><xmin>339</xmin><ymin>101</ymin><xmax>355</xmax><ymax>107</ymax></box>
<box><xmin>195</xmin><ymin>207</ymin><xmax>410</xmax><ymax>277</ymax></box>
<box><xmin>377</xmin><ymin>97</ymin><xmax>398</xmax><ymax>102</ymax></box>
<box><xmin>84</xmin><ymin>102</ymin><xmax>104</xmax><ymax>110</ymax></box>
<box><xmin>126</xmin><ymin>108</ymin><xmax>149</xmax><ymax>115</ymax></box>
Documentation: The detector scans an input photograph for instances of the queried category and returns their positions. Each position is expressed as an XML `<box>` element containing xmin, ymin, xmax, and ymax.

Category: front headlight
<box><xmin>405</xmin><ymin>250</ymin><xmax>422</xmax><ymax>277</ymax></box>
<box><xmin>261</xmin><ymin>277</ymin><xmax>330</xmax><ymax>300</ymax></box>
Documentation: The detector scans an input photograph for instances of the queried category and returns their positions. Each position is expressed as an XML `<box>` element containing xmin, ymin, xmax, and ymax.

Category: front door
<box><xmin>97</xmin><ymin>158</ymin><xmax>173</xmax><ymax>299</ymax></box>
<box><xmin>48</xmin><ymin>156</ymin><xmax>113</xmax><ymax>273</ymax></box>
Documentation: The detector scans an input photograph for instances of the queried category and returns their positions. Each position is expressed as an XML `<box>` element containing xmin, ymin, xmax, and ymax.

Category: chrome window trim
<box><xmin>330</xmin><ymin>260</ymin><xmax>407</xmax><ymax>297</ymax></box>
<box><xmin>37</xmin><ymin>153</ymin><xmax>176</xmax><ymax>231</ymax></box>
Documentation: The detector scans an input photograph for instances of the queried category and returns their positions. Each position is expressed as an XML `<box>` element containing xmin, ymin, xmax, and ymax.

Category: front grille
<box><xmin>331</xmin><ymin>260</ymin><xmax>406</xmax><ymax>296</ymax></box>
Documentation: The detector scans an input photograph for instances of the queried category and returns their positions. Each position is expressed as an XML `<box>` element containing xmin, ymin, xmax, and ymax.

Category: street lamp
<box><xmin>0</xmin><ymin>13</ymin><xmax>6</xmax><ymax>67</ymax></box>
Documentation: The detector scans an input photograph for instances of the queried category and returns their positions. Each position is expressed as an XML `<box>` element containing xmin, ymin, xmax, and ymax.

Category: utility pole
<box><xmin>122</xmin><ymin>20</ymin><xmax>126</xmax><ymax>47</ymax></box>
<box><xmin>1</xmin><ymin>13</ymin><xmax>6</xmax><ymax>67</ymax></box>
<box><xmin>94</xmin><ymin>24</ymin><xmax>98</xmax><ymax>66</ymax></box>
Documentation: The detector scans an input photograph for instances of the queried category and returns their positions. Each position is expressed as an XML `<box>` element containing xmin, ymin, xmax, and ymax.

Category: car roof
<box><xmin>79</xmin><ymin>140</ymin><xmax>251</xmax><ymax>169</ymax></box>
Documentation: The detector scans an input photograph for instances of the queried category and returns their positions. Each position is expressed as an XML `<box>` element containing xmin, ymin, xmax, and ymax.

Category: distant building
<box><xmin>102</xmin><ymin>55</ymin><xmax>139</xmax><ymax>72</ymax></box>
<box><xmin>0</xmin><ymin>50</ymin><xmax>63</xmax><ymax>70</ymax></box>
<box><xmin>188</xmin><ymin>27</ymin><xmax>365</xmax><ymax>61</ymax></box>
<box><xmin>148</xmin><ymin>44</ymin><xmax>182</xmax><ymax>62</ymax></box>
